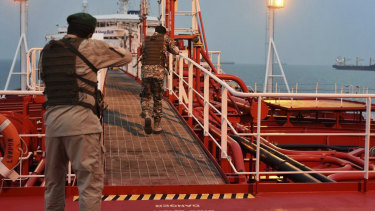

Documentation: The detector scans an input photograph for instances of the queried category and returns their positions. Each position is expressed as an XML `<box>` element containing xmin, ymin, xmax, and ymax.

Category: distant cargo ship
<box><xmin>333</xmin><ymin>56</ymin><xmax>375</xmax><ymax>70</ymax></box>
<box><xmin>221</xmin><ymin>61</ymin><xmax>235</xmax><ymax>64</ymax></box>
<box><xmin>332</xmin><ymin>64</ymin><xmax>375</xmax><ymax>70</ymax></box>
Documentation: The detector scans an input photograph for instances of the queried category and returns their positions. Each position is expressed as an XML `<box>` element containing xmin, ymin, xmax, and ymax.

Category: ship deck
<box><xmin>2</xmin><ymin>70</ymin><xmax>375</xmax><ymax>210</ymax></box>
<box><xmin>103</xmin><ymin>69</ymin><xmax>225</xmax><ymax>186</ymax></box>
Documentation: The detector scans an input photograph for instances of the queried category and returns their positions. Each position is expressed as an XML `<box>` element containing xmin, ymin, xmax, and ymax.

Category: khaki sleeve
<box><xmin>165</xmin><ymin>35</ymin><xmax>179</xmax><ymax>55</ymax></box>
<box><xmin>79</xmin><ymin>39</ymin><xmax>132</xmax><ymax>70</ymax></box>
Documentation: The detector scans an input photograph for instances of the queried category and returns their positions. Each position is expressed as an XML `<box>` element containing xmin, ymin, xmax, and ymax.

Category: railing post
<box><xmin>68</xmin><ymin>161</ymin><xmax>72</xmax><ymax>185</ymax></box>
<box><xmin>256</xmin><ymin>96</ymin><xmax>261</xmax><ymax>182</ymax></box>
<box><xmin>315</xmin><ymin>82</ymin><xmax>319</xmax><ymax>107</ymax></box>
<box><xmin>364</xmin><ymin>97</ymin><xmax>371</xmax><ymax>180</ymax></box>
<box><xmin>221</xmin><ymin>87</ymin><xmax>228</xmax><ymax>158</ymax></box>
<box><xmin>340</xmin><ymin>88</ymin><xmax>343</xmax><ymax>107</ymax></box>
<box><xmin>19</xmin><ymin>156</ymin><xmax>22</xmax><ymax>187</ymax></box>
<box><xmin>217</xmin><ymin>52</ymin><xmax>221</xmax><ymax>73</ymax></box>
<box><xmin>204</xmin><ymin>72</ymin><xmax>209</xmax><ymax>136</ymax></box>
<box><xmin>32</xmin><ymin>50</ymin><xmax>37</xmax><ymax>89</ymax></box>
<box><xmin>178</xmin><ymin>56</ymin><xmax>184</xmax><ymax>112</ymax></box>
<box><xmin>26</xmin><ymin>49</ymin><xmax>31</xmax><ymax>90</ymax></box>
<box><xmin>296</xmin><ymin>83</ymin><xmax>298</xmax><ymax>93</ymax></box>
<box><xmin>168</xmin><ymin>54</ymin><xmax>173</xmax><ymax>96</ymax></box>
<box><xmin>188</xmin><ymin>62</ymin><xmax>194</xmax><ymax>126</ymax></box>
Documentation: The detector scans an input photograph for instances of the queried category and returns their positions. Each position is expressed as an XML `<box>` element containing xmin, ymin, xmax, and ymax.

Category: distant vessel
<box><xmin>221</xmin><ymin>61</ymin><xmax>235</xmax><ymax>64</ymax></box>
<box><xmin>333</xmin><ymin>56</ymin><xmax>375</xmax><ymax>70</ymax></box>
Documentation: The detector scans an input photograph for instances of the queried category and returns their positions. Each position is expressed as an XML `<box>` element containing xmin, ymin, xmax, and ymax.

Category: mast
<box><xmin>266</xmin><ymin>8</ymin><xmax>274</xmax><ymax>93</ymax></box>
<box><xmin>82</xmin><ymin>0</ymin><xmax>88</xmax><ymax>13</ymax></box>
<box><xmin>20</xmin><ymin>0</ymin><xmax>27</xmax><ymax>90</ymax></box>
<box><xmin>263</xmin><ymin>0</ymin><xmax>290</xmax><ymax>93</ymax></box>
<box><xmin>4</xmin><ymin>0</ymin><xmax>29</xmax><ymax>91</ymax></box>
<box><xmin>140</xmin><ymin>0</ymin><xmax>148</xmax><ymax>41</ymax></box>
<box><xmin>118</xmin><ymin>0</ymin><xmax>129</xmax><ymax>14</ymax></box>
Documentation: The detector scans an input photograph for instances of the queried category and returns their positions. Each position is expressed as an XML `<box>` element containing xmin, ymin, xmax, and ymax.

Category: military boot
<box><xmin>153</xmin><ymin>118</ymin><xmax>162</xmax><ymax>134</ymax></box>
<box><xmin>144</xmin><ymin>115</ymin><xmax>152</xmax><ymax>134</ymax></box>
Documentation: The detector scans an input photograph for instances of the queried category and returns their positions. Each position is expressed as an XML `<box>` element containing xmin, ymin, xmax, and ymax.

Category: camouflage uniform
<box><xmin>140</xmin><ymin>32</ymin><xmax>179</xmax><ymax>120</ymax></box>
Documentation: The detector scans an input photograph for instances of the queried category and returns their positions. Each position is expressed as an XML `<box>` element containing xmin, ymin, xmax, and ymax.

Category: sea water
<box><xmin>1</xmin><ymin>59</ymin><xmax>374</xmax><ymax>94</ymax></box>
<box><xmin>0</xmin><ymin>59</ymin><xmax>21</xmax><ymax>90</ymax></box>
<box><xmin>222</xmin><ymin>63</ymin><xmax>375</xmax><ymax>94</ymax></box>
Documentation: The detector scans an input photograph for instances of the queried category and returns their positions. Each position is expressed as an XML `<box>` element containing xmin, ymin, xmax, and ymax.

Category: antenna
<box><xmin>118</xmin><ymin>0</ymin><xmax>129</xmax><ymax>14</ymax></box>
<box><xmin>82</xmin><ymin>0</ymin><xmax>88</xmax><ymax>13</ymax></box>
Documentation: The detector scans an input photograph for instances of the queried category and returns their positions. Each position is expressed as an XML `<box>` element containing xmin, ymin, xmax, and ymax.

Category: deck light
<box><xmin>264</xmin><ymin>0</ymin><xmax>290</xmax><ymax>93</ymax></box>
<box><xmin>267</xmin><ymin>0</ymin><xmax>284</xmax><ymax>9</ymax></box>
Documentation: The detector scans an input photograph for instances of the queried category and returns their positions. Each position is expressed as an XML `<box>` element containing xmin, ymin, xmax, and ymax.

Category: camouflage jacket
<box><xmin>141</xmin><ymin>32</ymin><xmax>179</xmax><ymax>80</ymax></box>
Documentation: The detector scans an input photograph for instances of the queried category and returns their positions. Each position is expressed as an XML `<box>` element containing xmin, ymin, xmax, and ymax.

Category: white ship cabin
<box><xmin>46</xmin><ymin>11</ymin><xmax>159</xmax><ymax>50</ymax></box>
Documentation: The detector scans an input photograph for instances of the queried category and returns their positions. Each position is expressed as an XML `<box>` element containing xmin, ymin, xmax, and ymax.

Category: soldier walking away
<box><xmin>140</xmin><ymin>25</ymin><xmax>180</xmax><ymax>134</ymax></box>
<box><xmin>41</xmin><ymin>13</ymin><xmax>132</xmax><ymax>211</ymax></box>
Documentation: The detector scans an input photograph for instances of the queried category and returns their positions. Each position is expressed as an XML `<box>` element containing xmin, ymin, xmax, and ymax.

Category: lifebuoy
<box><xmin>0</xmin><ymin>114</ymin><xmax>21</xmax><ymax>181</ymax></box>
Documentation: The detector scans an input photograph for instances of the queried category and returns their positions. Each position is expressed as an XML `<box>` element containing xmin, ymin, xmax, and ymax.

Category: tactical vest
<box><xmin>143</xmin><ymin>34</ymin><xmax>165</xmax><ymax>66</ymax></box>
<box><xmin>41</xmin><ymin>38</ymin><xmax>98</xmax><ymax>114</ymax></box>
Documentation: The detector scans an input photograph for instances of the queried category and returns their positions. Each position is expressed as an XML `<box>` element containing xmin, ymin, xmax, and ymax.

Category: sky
<box><xmin>1</xmin><ymin>0</ymin><xmax>375</xmax><ymax>65</ymax></box>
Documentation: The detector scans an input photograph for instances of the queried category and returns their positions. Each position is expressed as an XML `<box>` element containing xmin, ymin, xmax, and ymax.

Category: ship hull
<box><xmin>332</xmin><ymin>64</ymin><xmax>375</xmax><ymax>70</ymax></box>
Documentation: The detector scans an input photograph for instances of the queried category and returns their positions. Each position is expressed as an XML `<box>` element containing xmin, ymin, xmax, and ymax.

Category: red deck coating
<box><xmin>1</xmin><ymin>191</ymin><xmax>375</xmax><ymax>211</ymax></box>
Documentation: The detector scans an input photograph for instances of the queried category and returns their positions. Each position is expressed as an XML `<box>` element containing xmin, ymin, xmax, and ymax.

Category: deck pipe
<box><xmin>259</xmin><ymin>137</ymin><xmax>375</xmax><ymax>171</ymax></box>
<box><xmin>215</xmin><ymin>74</ymin><xmax>251</xmax><ymax>93</ymax></box>
<box><xmin>348</xmin><ymin>148</ymin><xmax>365</xmax><ymax>156</ymax></box>
<box><xmin>289</xmin><ymin>155</ymin><xmax>361</xmax><ymax>170</ymax></box>
<box><xmin>328</xmin><ymin>172</ymin><xmax>375</xmax><ymax>182</ymax></box>
<box><xmin>198</xmin><ymin>11</ymin><xmax>208</xmax><ymax>54</ymax></box>
<box><xmin>192</xmin><ymin>110</ymin><xmax>247</xmax><ymax>182</ymax></box>
<box><xmin>231</xmin><ymin>135</ymin><xmax>321</xmax><ymax>183</ymax></box>
<box><xmin>312</xmin><ymin>164</ymin><xmax>353</xmax><ymax>172</ymax></box>
<box><xmin>276</xmin><ymin>144</ymin><xmax>360</xmax><ymax>152</ymax></box>
<box><xmin>256</xmin><ymin>141</ymin><xmax>334</xmax><ymax>182</ymax></box>
<box><xmin>215</xmin><ymin>75</ymin><xmax>252</xmax><ymax>116</ymax></box>
<box><xmin>24</xmin><ymin>158</ymin><xmax>45</xmax><ymax>187</ymax></box>
<box><xmin>194</xmin><ymin>107</ymin><xmax>221</xmax><ymax>128</ymax></box>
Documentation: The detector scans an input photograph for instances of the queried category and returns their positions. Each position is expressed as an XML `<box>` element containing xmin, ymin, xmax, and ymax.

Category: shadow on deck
<box><xmin>103</xmin><ymin>70</ymin><xmax>225</xmax><ymax>186</ymax></box>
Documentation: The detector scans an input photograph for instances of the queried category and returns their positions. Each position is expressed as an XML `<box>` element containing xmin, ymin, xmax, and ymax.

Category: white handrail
<box><xmin>0</xmin><ymin>91</ymin><xmax>43</xmax><ymax>95</ymax></box>
<box><xmin>168</xmin><ymin>53</ymin><xmax>375</xmax><ymax>182</ymax></box>
<box><xmin>26</xmin><ymin>48</ymin><xmax>43</xmax><ymax>91</ymax></box>
<box><xmin>118</xmin><ymin>52</ymin><xmax>375</xmax><ymax>183</ymax></box>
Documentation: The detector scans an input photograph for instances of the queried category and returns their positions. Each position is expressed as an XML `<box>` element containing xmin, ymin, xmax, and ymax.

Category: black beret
<box><xmin>67</xmin><ymin>13</ymin><xmax>97</xmax><ymax>32</ymax></box>
<box><xmin>155</xmin><ymin>25</ymin><xmax>167</xmax><ymax>34</ymax></box>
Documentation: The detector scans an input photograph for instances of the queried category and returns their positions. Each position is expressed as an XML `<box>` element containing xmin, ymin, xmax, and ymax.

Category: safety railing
<box><xmin>207</xmin><ymin>51</ymin><xmax>223</xmax><ymax>73</ymax></box>
<box><xmin>26</xmin><ymin>48</ymin><xmax>43</xmax><ymax>91</ymax></box>
<box><xmin>162</xmin><ymin>53</ymin><xmax>375</xmax><ymax>182</ymax></box>
<box><xmin>0</xmin><ymin>91</ymin><xmax>78</xmax><ymax>186</ymax></box>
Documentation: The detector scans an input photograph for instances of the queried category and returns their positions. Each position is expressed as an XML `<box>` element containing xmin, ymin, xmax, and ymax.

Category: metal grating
<box><xmin>103</xmin><ymin>69</ymin><xmax>224</xmax><ymax>186</ymax></box>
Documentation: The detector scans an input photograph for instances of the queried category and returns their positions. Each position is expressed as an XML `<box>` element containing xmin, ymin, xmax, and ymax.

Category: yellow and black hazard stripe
<box><xmin>73</xmin><ymin>193</ymin><xmax>254</xmax><ymax>201</ymax></box>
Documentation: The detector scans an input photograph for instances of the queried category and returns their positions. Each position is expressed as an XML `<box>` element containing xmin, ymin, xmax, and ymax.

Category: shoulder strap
<box><xmin>60</xmin><ymin>39</ymin><xmax>99</xmax><ymax>73</ymax></box>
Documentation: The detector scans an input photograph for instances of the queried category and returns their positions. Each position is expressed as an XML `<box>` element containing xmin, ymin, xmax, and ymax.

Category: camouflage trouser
<box><xmin>140</xmin><ymin>78</ymin><xmax>164</xmax><ymax>120</ymax></box>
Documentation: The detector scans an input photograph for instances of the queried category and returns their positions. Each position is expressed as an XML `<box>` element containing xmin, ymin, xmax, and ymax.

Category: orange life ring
<box><xmin>0</xmin><ymin>114</ymin><xmax>21</xmax><ymax>181</ymax></box>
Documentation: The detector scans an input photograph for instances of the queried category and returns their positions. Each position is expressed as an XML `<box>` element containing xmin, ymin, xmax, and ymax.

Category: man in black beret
<box><xmin>42</xmin><ymin>13</ymin><xmax>132</xmax><ymax>211</ymax></box>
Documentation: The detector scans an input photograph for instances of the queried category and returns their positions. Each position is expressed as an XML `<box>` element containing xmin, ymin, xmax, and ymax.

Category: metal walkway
<box><xmin>103</xmin><ymin>69</ymin><xmax>225</xmax><ymax>186</ymax></box>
